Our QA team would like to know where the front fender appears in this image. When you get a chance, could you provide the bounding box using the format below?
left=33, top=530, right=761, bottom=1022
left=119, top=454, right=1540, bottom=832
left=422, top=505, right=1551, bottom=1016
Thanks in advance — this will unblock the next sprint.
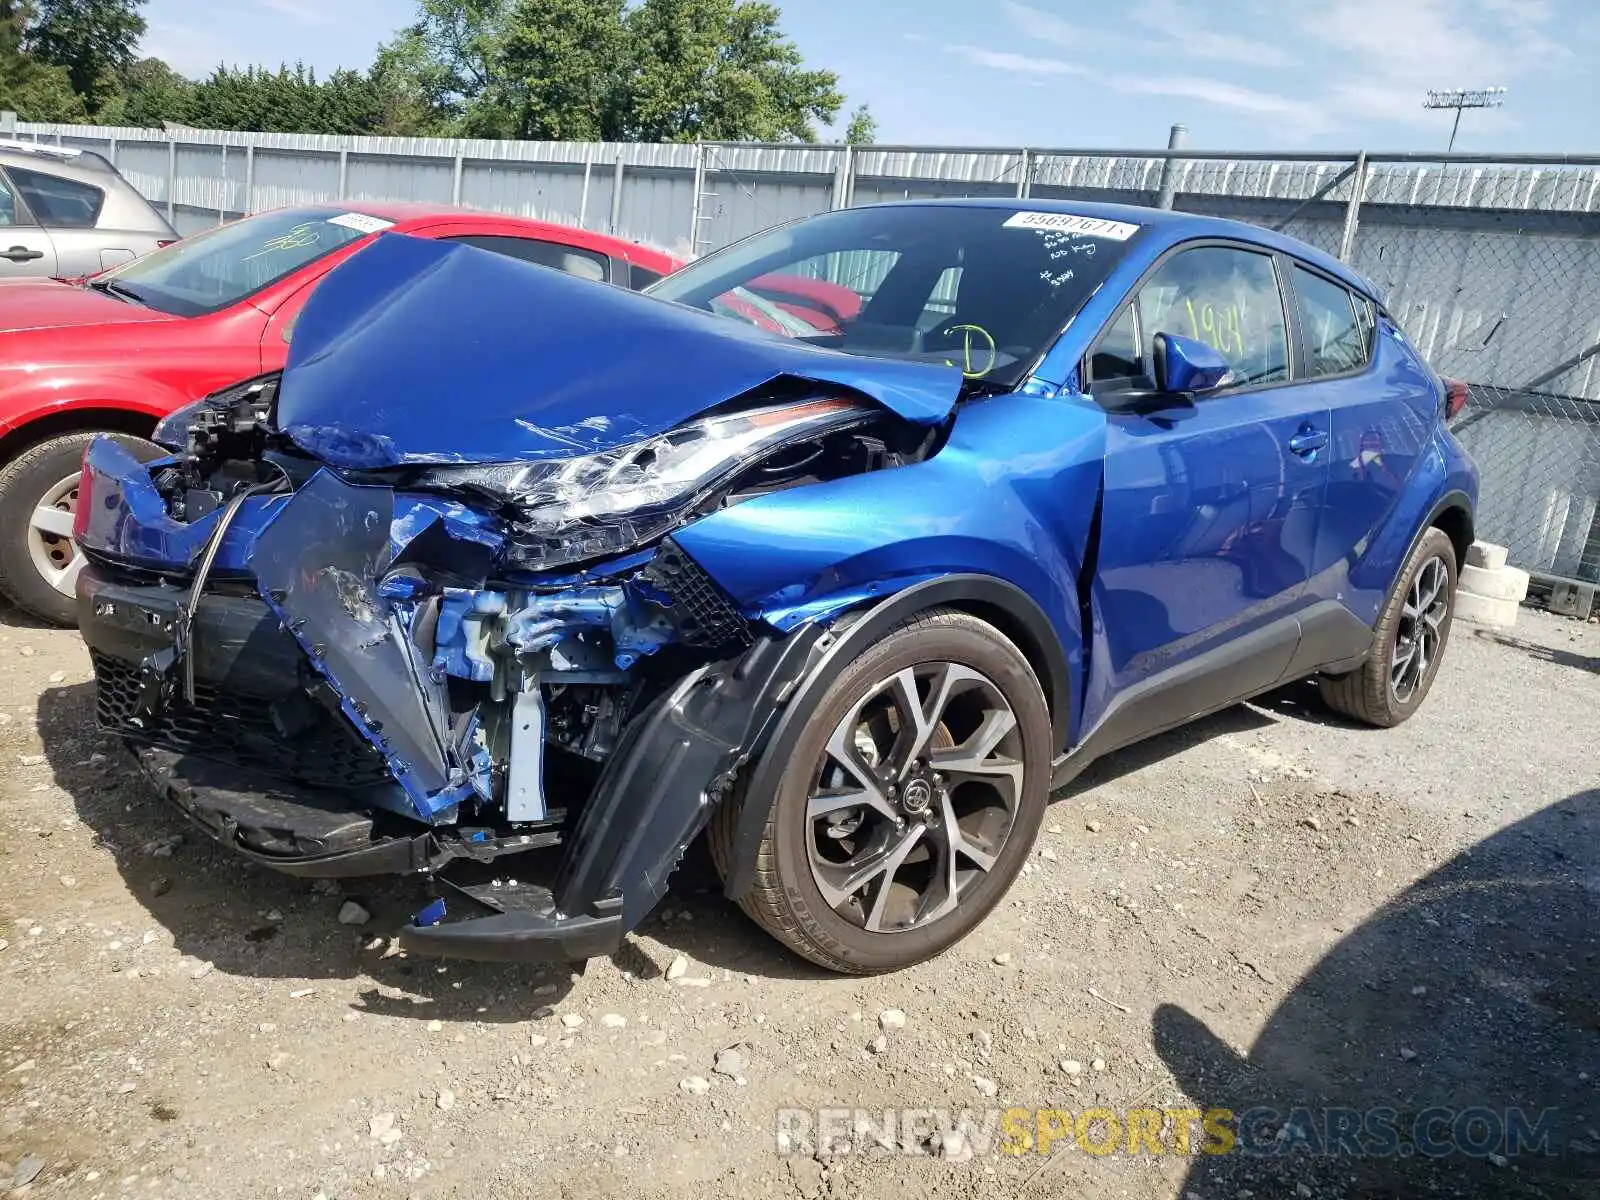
left=0, top=372, right=191, bottom=440
left=674, top=390, right=1107, bottom=744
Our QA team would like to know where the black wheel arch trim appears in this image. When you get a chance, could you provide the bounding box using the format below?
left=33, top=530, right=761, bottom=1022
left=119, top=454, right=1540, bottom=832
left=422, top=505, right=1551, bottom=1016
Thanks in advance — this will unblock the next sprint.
left=720, top=572, right=1070, bottom=903
left=1418, top=488, right=1475, bottom=568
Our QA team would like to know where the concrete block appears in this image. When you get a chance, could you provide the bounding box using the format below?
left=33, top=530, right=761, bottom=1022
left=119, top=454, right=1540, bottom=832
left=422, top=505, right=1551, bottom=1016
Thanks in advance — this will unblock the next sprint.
left=1549, top=582, right=1596, bottom=621
left=1458, top=564, right=1530, bottom=603
left=1454, top=590, right=1520, bottom=628
left=1466, top=542, right=1508, bottom=571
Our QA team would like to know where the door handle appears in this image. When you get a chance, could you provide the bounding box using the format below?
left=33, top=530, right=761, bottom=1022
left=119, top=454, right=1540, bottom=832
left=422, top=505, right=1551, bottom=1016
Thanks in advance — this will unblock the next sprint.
left=2, top=246, right=44, bottom=263
left=1288, top=427, right=1328, bottom=458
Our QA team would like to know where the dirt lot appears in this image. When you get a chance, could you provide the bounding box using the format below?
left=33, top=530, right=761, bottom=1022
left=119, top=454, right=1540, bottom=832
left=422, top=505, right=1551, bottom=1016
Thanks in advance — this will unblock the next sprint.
left=0, top=603, right=1596, bottom=1200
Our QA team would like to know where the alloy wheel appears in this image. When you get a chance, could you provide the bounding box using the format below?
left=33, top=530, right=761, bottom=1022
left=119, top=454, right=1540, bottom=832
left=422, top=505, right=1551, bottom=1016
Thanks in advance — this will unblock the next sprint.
left=1391, top=555, right=1448, bottom=704
left=805, top=662, right=1024, bottom=933
left=27, top=472, right=83, bottom=599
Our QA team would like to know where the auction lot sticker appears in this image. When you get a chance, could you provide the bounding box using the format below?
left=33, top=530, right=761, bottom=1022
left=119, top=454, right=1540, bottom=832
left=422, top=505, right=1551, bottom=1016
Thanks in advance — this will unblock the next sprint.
left=1003, top=212, right=1140, bottom=240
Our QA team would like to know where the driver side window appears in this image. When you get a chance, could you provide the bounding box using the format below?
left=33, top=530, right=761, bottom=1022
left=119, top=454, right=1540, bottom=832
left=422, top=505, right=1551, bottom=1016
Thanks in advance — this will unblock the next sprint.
left=1091, top=244, right=1290, bottom=395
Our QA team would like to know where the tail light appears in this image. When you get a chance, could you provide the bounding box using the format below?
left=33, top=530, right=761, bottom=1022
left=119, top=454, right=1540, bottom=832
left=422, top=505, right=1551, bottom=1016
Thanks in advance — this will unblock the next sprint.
left=1442, top=377, right=1469, bottom=421
left=156, top=239, right=177, bottom=248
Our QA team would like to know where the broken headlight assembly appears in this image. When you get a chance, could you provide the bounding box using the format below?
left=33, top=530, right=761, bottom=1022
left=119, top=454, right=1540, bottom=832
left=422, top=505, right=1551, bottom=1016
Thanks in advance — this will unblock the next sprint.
left=151, top=372, right=282, bottom=451
left=409, top=397, right=881, bottom=571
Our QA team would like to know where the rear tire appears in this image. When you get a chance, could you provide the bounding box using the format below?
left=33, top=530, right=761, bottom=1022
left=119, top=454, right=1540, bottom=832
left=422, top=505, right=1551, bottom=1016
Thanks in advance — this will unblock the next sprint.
left=710, top=608, right=1051, bottom=974
left=1319, top=527, right=1457, bottom=728
left=0, top=432, right=162, bottom=627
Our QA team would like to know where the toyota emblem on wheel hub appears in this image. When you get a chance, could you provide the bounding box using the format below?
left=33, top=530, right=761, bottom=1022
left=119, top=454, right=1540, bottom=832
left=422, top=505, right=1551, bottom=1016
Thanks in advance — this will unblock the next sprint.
left=900, top=778, right=933, bottom=815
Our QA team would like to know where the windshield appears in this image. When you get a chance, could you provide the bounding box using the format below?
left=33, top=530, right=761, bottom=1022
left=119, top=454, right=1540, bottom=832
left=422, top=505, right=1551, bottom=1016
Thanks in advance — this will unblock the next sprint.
left=648, top=205, right=1144, bottom=388
left=94, top=207, right=394, bottom=317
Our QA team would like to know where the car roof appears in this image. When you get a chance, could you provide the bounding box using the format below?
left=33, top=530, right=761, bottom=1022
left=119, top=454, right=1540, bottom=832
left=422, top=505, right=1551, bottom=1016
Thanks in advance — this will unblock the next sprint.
left=0, top=142, right=119, bottom=179
left=861, top=197, right=1380, bottom=301
left=318, top=201, right=680, bottom=268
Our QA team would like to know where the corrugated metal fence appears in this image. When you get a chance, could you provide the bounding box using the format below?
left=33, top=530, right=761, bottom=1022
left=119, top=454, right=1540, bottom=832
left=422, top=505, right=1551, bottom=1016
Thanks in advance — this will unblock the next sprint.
left=14, top=121, right=1600, bottom=587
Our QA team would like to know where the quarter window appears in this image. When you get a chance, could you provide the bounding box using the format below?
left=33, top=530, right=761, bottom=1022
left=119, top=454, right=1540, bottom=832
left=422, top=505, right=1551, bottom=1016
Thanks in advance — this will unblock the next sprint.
left=1134, top=246, right=1289, bottom=389
left=1293, top=265, right=1370, bottom=376
left=1091, top=304, right=1141, bottom=383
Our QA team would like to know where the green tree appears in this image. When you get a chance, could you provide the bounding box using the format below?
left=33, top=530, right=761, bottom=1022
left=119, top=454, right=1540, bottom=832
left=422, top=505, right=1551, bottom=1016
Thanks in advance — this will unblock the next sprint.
left=95, top=54, right=193, bottom=126
left=0, top=1, right=86, bottom=121
left=25, top=0, right=144, bottom=112
left=375, top=0, right=844, bottom=142
left=620, top=0, right=842, bottom=141
left=843, top=103, right=874, bottom=145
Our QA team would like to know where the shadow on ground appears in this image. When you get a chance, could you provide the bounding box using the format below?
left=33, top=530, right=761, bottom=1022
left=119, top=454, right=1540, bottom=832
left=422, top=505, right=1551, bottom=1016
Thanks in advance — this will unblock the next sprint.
left=1156, top=787, right=1600, bottom=1198
left=37, top=680, right=832, bottom=1018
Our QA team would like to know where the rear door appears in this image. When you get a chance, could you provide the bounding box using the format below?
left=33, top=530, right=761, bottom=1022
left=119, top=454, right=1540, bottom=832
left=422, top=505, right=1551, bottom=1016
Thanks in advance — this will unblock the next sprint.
left=1290, top=261, right=1436, bottom=622
left=1081, top=241, right=1330, bottom=741
left=0, top=173, right=57, bottom=278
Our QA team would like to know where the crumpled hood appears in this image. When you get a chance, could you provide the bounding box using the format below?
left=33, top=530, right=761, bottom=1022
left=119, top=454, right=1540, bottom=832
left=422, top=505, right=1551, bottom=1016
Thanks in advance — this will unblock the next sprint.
left=278, top=233, right=964, bottom=468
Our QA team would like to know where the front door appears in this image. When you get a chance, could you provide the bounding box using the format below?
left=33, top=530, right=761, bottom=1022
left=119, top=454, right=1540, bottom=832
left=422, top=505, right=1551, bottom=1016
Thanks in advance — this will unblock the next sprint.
left=1080, top=242, right=1330, bottom=740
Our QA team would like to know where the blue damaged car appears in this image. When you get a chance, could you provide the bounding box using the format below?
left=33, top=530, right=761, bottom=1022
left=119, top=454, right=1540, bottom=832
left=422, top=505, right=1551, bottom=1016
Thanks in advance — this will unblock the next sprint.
left=73, top=199, right=1477, bottom=973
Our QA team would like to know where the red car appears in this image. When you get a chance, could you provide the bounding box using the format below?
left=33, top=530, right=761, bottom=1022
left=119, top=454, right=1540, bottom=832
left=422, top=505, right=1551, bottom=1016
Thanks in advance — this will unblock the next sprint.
left=0, top=202, right=680, bottom=624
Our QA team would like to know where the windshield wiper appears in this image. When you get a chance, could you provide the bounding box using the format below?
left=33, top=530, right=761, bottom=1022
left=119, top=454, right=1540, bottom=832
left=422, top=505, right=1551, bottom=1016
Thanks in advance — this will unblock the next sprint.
left=87, top=277, right=148, bottom=307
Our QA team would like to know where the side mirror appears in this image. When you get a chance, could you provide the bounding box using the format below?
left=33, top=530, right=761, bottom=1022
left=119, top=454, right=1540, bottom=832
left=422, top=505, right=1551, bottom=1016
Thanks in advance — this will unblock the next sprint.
left=1153, top=332, right=1232, bottom=395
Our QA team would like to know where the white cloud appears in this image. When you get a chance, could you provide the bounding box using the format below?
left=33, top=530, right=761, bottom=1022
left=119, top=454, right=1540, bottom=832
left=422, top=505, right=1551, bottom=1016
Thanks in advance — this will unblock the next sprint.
left=139, top=22, right=237, bottom=76
left=1129, top=0, right=1295, bottom=67
left=255, top=0, right=331, bottom=26
left=1294, top=0, right=1556, bottom=114
left=1102, top=73, right=1336, bottom=137
left=946, top=44, right=1087, bottom=75
left=999, top=1, right=1084, bottom=49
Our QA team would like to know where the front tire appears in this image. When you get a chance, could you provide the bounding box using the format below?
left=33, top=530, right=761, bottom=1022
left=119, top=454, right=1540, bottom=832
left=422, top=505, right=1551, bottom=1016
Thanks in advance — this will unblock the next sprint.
left=712, top=608, right=1052, bottom=974
left=1319, top=526, right=1458, bottom=727
left=0, top=432, right=162, bottom=626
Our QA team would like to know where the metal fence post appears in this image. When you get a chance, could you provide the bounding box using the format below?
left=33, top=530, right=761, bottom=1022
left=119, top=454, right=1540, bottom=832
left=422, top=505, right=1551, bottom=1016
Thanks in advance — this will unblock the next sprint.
left=1338, top=151, right=1368, bottom=262
left=244, top=143, right=254, bottom=215
left=689, top=141, right=707, bottom=252
left=1016, top=148, right=1033, bottom=199
left=106, top=135, right=117, bottom=167
left=165, top=135, right=176, bottom=223
left=1156, top=124, right=1187, bottom=209
left=218, top=143, right=228, bottom=226
left=609, top=155, right=626, bottom=235
left=337, top=148, right=349, bottom=200
left=451, top=152, right=464, bottom=206
left=578, top=149, right=593, bottom=228
left=831, top=144, right=854, bottom=209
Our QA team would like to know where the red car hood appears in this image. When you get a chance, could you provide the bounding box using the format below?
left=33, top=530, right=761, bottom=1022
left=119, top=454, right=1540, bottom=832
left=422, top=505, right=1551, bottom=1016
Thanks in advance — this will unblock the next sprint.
left=0, top=279, right=178, bottom=334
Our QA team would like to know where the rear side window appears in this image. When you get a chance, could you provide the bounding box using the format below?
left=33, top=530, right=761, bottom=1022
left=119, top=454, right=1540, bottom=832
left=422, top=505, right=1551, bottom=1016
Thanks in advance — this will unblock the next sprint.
left=1293, top=265, right=1371, bottom=376
left=447, top=234, right=609, bottom=283
left=6, top=166, right=104, bottom=228
left=629, top=263, right=664, bottom=291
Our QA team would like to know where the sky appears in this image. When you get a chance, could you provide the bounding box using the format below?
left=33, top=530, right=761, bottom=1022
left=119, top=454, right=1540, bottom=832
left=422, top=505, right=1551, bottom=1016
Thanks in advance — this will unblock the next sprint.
left=141, top=0, right=1600, bottom=152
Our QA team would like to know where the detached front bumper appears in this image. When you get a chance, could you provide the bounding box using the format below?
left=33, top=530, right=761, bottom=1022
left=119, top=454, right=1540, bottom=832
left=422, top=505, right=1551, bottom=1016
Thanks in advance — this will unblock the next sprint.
left=74, top=438, right=822, bottom=963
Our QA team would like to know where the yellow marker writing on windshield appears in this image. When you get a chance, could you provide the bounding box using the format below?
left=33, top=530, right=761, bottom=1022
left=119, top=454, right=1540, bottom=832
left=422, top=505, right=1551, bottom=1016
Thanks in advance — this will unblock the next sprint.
left=942, top=324, right=998, bottom=378
left=245, top=222, right=323, bottom=261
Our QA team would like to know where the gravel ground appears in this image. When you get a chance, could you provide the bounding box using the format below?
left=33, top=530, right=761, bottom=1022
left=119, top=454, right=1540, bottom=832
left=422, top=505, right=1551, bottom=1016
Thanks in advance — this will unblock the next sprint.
left=0, top=604, right=1596, bottom=1200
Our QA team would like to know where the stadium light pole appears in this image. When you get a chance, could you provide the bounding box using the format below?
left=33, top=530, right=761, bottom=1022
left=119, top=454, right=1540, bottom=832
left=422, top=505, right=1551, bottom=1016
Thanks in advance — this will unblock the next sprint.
left=1423, top=87, right=1508, bottom=152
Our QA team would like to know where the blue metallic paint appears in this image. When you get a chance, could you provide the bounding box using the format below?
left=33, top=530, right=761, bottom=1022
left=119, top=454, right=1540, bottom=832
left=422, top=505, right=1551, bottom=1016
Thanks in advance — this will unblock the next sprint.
left=279, top=234, right=964, bottom=468
left=673, top=390, right=1106, bottom=742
